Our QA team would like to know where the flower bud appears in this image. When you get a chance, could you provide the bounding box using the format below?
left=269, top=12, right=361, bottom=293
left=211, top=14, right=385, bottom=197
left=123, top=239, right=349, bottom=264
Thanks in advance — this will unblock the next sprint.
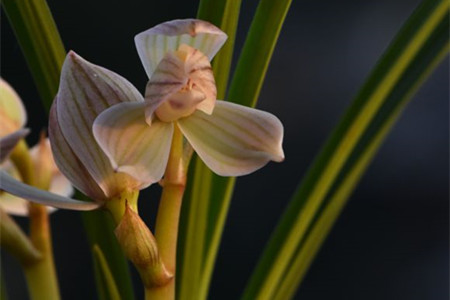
left=31, top=133, right=54, bottom=190
left=114, top=203, right=172, bottom=287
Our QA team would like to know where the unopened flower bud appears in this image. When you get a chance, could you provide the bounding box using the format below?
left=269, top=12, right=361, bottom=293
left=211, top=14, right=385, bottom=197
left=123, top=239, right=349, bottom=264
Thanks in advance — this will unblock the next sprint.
left=31, top=133, right=54, bottom=190
left=114, top=203, right=172, bottom=287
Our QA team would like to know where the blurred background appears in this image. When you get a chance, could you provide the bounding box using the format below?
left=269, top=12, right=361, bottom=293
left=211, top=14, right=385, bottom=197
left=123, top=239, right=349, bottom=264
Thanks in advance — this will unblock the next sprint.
left=1, top=0, right=448, bottom=299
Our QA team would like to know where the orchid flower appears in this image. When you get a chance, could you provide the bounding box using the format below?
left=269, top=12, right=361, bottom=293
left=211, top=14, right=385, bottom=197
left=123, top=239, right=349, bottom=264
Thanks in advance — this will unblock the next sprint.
left=47, top=51, right=153, bottom=203
left=93, top=19, right=284, bottom=184
left=1, top=50, right=167, bottom=212
left=0, top=137, right=74, bottom=216
left=0, top=76, right=99, bottom=211
left=0, top=50, right=168, bottom=212
left=0, top=78, right=30, bottom=161
left=0, top=79, right=75, bottom=215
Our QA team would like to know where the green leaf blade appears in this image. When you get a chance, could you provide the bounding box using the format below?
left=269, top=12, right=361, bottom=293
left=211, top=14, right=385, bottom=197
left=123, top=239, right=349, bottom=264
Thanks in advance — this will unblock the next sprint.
left=242, top=1, right=449, bottom=299
left=228, top=0, right=293, bottom=107
left=177, top=1, right=292, bottom=299
left=2, top=0, right=65, bottom=112
left=92, top=244, right=122, bottom=300
left=82, top=209, right=135, bottom=300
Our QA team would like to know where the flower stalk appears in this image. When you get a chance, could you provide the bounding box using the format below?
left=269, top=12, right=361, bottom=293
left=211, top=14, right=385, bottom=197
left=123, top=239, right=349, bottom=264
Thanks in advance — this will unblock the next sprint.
left=9, top=139, right=34, bottom=185
left=0, top=209, right=41, bottom=265
left=146, top=125, right=187, bottom=300
left=104, top=189, right=139, bottom=225
left=11, top=141, right=60, bottom=300
left=23, top=203, right=60, bottom=300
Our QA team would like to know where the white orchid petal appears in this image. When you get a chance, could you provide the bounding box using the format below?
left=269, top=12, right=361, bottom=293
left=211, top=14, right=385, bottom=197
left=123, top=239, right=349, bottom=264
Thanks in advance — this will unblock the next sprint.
left=0, top=78, right=27, bottom=135
left=29, top=137, right=52, bottom=169
left=0, top=192, right=57, bottom=217
left=0, top=160, right=33, bottom=216
left=0, top=129, right=30, bottom=163
left=1, top=142, right=73, bottom=216
left=49, top=174, right=74, bottom=198
left=0, top=192, right=30, bottom=216
left=29, top=137, right=74, bottom=197
left=93, top=102, right=174, bottom=187
left=49, top=99, right=106, bottom=201
left=0, top=171, right=100, bottom=211
left=135, top=19, right=227, bottom=78
left=56, top=51, right=144, bottom=197
left=178, top=101, right=284, bottom=176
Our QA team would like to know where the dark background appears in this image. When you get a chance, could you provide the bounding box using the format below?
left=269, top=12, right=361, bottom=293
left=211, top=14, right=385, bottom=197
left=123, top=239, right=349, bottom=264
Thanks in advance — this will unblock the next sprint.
left=1, top=0, right=448, bottom=299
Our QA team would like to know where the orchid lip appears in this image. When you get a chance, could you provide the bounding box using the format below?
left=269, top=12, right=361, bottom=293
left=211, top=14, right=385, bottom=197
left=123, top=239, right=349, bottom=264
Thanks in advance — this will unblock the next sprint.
left=91, top=19, right=284, bottom=182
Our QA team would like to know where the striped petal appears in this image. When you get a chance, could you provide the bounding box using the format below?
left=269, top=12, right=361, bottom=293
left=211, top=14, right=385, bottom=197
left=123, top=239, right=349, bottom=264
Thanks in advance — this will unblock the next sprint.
left=49, top=97, right=107, bottom=201
left=145, top=44, right=216, bottom=123
left=178, top=101, right=284, bottom=176
left=93, top=102, right=174, bottom=187
left=181, top=44, right=216, bottom=115
left=0, top=164, right=57, bottom=216
left=0, top=160, right=31, bottom=216
left=0, top=177, right=72, bottom=217
left=0, top=78, right=27, bottom=136
left=29, top=137, right=74, bottom=198
left=0, top=129, right=30, bottom=163
left=144, top=51, right=187, bottom=123
left=56, top=51, right=144, bottom=198
left=135, top=19, right=227, bottom=78
left=0, top=171, right=100, bottom=211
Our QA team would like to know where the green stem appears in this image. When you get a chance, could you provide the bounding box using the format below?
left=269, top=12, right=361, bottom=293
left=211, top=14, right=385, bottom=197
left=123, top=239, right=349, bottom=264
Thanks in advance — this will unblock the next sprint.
left=9, top=140, right=34, bottom=185
left=0, top=209, right=41, bottom=266
left=10, top=140, right=60, bottom=300
left=147, top=125, right=186, bottom=300
left=23, top=203, right=60, bottom=300
left=104, top=189, right=139, bottom=225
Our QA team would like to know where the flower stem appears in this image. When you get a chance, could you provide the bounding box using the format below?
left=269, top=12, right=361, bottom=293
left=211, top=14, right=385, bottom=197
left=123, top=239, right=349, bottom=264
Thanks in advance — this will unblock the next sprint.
left=147, top=125, right=186, bottom=300
left=105, top=189, right=139, bottom=225
left=10, top=140, right=34, bottom=185
left=10, top=139, right=60, bottom=300
left=23, top=203, right=60, bottom=300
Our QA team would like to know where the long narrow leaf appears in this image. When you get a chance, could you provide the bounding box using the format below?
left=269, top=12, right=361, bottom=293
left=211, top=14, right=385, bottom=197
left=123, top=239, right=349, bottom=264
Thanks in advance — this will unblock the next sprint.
left=2, top=1, right=135, bottom=299
left=242, top=1, right=449, bottom=299
left=92, top=244, right=122, bottom=300
left=2, top=0, right=65, bottom=111
left=82, top=209, right=134, bottom=300
left=274, top=35, right=449, bottom=300
left=178, top=1, right=292, bottom=299
left=177, top=1, right=241, bottom=299
left=203, top=1, right=293, bottom=284
left=228, top=0, right=293, bottom=107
